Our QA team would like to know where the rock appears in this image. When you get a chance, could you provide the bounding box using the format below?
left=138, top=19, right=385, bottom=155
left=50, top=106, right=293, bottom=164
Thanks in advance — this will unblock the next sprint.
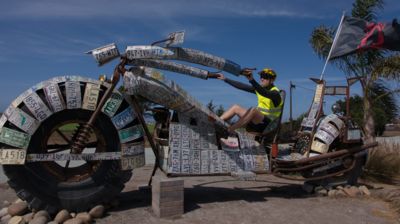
left=13, top=199, right=23, bottom=204
left=28, top=216, right=48, bottom=224
left=316, top=188, right=328, bottom=197
left=336, top=186, right=344, bottom=190
left=33, top=211, right=49, bottom=221
left=7, top=216, right=24, bottom=224
left=328, top=189, right=337, bottom=198
left=75, top=212, right=92, bottom=224
left=3, top=201, right=11, bottom=208
left=335, top=189, right=347, bottom=198
left=89, top=205, right=105, bottom=219
left=343, top=186, right=361, bottom=197
left=22, top=213, right=34, bottom=223
left=8, top=202, right=28, bottom=216
left=70, top=213, right=76, bottom=218
left=359, top=185, right=371, bottom=196
left=0, top=208, right=8, bottom=218
left=54, top=210, right=71, bottom=223
left=47, top=222, right=58, bottom=224
left=64, top=218, right=84, bottom=224
left=1, top=214, right=11, bottom=224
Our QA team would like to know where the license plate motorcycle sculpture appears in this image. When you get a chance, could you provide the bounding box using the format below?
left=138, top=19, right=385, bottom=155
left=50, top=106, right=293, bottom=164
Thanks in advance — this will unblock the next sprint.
left=0, top=31, right=377, bottom=212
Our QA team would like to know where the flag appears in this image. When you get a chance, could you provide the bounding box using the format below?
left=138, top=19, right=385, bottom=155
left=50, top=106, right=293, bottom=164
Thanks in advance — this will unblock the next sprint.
left=329, top=16, right=400, bottom=59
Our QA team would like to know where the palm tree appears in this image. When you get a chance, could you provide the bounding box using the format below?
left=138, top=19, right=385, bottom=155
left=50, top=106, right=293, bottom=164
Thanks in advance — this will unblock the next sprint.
left=310, top=0, right=400, bottom=142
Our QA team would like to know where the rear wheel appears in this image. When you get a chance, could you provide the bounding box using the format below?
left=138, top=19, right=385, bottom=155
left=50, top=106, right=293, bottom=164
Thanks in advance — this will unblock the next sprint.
left=1, top=76, right=142, bottom=212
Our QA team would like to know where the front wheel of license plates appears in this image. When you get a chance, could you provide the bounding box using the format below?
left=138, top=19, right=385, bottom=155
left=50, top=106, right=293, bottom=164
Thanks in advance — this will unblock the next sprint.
left=0, top=76, right=143, bottom=213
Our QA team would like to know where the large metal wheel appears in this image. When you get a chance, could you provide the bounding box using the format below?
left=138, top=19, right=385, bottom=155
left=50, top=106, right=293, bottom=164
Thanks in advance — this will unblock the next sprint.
left=0, top=76, right=142, bottom=213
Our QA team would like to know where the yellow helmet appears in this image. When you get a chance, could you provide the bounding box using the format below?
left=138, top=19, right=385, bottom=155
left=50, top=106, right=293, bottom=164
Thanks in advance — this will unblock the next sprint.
left=259, top=68, right=277, bottom=79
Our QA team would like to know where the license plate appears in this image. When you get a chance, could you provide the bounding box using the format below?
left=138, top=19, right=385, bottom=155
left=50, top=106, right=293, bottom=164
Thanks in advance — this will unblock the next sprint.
left=315, top=129, right=335, bottom=145
left=7, top=107, right=40, bottom=135
left=111, top=107, right=136, bottom=130
left=82, top=83, right=100, bottom=111
left=0, top=149, right=26, bottom=165
left=102, top=92, right=123, bottom=117
left=87, top=43, right=120, bottom=66
left=23, top=92, right=53, bottom=122
left=118, top=125, right=143, bottom=143
left=65, top=81, right=82, bottom=109
left=0, top=127, right=31, bottom=149
left=125, top=45, right=174, bottom=59
left=121, top=155, right=145, bottom=170
left=44, top=83, right=66, bottom=112
left=0, top=115, right=7, bottom=133
left=121, top=142, right=144, bottom=157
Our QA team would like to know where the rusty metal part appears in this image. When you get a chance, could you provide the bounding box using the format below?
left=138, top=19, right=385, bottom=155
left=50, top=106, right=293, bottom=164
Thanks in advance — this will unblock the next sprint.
left=271, top=142, right=377, bottom=182
left=274, top=142, right=377, bottom=166
left=272, top=160, right=355, bottom=181
left=70, top=57, right=126, bottom=154
left=127, top=95, right=160, bottom=186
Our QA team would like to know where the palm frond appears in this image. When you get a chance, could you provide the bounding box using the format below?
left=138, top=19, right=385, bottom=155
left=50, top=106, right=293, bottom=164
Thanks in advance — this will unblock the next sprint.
left=372, top=54, right=400, bottom=80
left=309, top=25, right=334, bottom=59
left=351, top=0, right=384, bottom=21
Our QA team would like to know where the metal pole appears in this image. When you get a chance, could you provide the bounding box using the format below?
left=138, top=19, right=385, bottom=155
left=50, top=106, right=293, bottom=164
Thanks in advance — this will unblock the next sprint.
left=289, top=81, right=293, bottom=131
left=320, top=12, right=346, bottom=80
left=129, top=96, right=160, bottom=186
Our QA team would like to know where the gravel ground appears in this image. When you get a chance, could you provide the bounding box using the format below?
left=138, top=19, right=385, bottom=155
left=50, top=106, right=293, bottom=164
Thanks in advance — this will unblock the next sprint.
left=1, top=150, right=399, bottom=224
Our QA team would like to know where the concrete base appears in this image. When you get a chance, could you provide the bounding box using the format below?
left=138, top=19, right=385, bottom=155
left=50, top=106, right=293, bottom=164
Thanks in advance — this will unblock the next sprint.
left=152, top=174, right=184, bottom=218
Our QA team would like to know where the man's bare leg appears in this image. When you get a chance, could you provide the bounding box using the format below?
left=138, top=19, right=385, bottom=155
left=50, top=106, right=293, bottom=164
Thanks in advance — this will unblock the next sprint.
left=228, top=108, right=264, bottom=132
left=220, top=104, right=248, bottom=121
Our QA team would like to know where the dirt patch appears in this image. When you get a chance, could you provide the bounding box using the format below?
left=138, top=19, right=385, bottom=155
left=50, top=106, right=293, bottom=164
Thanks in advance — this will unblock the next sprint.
left=1, top=165, right=399, bottom=224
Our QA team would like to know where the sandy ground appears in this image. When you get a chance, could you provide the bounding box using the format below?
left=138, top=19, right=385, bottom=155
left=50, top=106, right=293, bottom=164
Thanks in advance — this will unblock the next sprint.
left=1, top=150, right=399, bottom=224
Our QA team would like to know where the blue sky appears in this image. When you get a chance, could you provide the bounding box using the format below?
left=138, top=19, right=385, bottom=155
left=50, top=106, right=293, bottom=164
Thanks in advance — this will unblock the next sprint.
left=0, top=0, right=399, bottom=120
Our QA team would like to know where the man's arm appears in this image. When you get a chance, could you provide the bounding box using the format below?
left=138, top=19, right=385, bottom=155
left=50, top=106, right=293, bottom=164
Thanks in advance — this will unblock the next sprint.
left=224, top=78, right=255, bottom=94
left=249, top=79, right=281, bottom=106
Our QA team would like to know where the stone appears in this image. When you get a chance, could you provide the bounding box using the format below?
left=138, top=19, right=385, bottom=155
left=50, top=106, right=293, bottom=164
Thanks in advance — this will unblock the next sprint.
left=359, top=185, right=371, bottom=196
left=7, top=216, right=24, bottom=224
left=33, top=210, right=49, bottom=221
left=316, top=189, right=328, bottom=197
left=89, top=205, right=105, bottom=219
left=328, top=189, right=337, bottom=198
left=8, top=202, right=28, bottom=216
left=335, top=189, right=347, bottom=198
left=70, top=213, right=76, bottom=218
left=3, top=201, right=11, bottom=208
left=13, top=199, right=23, bottom=204
left=54, top=210, right=71, bottom=223
left=336, top=186, right=344, bottom=190
left=22, top=213, right=34, bottom=223
left=28, top=216, right=47, bottom=224
left=1, top=214, right=11, bottom=224
left=343, top=186, right=361, bottom=197
left=75, top=212, right=92, bottom=224
left=64, top=218, right=84, bottom=224
left=47, top=222, right=58, bottom=224
left=0, top=208, right=8, bottom=218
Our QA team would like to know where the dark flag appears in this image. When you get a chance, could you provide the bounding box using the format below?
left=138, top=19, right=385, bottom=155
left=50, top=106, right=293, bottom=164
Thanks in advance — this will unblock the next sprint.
left=329, top=16, right=400, bottom=59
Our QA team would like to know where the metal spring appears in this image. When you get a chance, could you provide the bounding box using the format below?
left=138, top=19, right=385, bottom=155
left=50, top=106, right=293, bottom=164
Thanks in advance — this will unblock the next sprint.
left=70, top=123, right=93, bottom=154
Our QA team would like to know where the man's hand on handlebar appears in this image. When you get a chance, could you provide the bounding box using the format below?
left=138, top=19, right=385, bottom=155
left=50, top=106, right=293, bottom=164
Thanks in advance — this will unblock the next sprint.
left=241, top=69, right=254, bottom=81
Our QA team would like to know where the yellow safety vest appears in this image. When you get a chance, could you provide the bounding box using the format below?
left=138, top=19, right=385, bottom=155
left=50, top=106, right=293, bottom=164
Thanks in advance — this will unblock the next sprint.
left=255, top=86, right=283, bottom=120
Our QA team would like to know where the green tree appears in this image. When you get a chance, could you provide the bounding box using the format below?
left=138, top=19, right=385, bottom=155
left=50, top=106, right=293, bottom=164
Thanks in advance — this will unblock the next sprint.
left=310, top=0, right=400, bottom=142
left=206, top=100, right=225, bottom=116
left=336, top=81, right=398, bottom=136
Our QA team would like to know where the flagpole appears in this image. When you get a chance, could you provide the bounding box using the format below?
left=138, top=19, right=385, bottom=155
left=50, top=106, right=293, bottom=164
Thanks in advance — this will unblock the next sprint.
left=320, top=12, right=346, bottom=80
